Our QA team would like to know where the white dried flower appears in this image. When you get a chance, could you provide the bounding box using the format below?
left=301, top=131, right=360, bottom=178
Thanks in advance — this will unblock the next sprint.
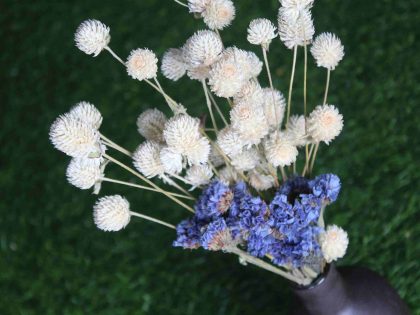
left=74, top=19, right=110, bottom=57
left=66, top=158, right=103, bottom=190
left=308, top=105, right=343, bottom=144
left=278, top=8, right=315, bottom=49
left=311, top=33, right=345, bottom=70
left=93, top=195, right=131, bottom=232
left=183, top=30, right=223, bottom=67
left=218, top=166, right=239, bottom=185
left=233, top=81, right=264, bottom=106
left=216, top=127, right=244, bottom=157
left=187, top=0, right=210, bottom=13
left=160, top=146, right=183, bottom=175
left=202, top=0, right=236, bottom=30
left=68, top=101, right=103, bottom=129
left=49, top=113, right=101, bottom=158
left=249, top=171, right=275, bottom=191
left=126, top=48, right=158, bottom=81
left=161, top=48, right=187, bottom=81
left=321, top=225, right=349, bottom=263
left=186, top=65, right=211, bottom=81
left=247, top=18, right=277, bottom=49
left=136, top=109, right=167, bottom=143
left=230, top=101, right=269, bottom=147
left=222, top=47, right=263, bottom=79
left=230, top=148, right=259, bottom=171
left=185, top=164, right=213, bottom=189
left=163, top=115, right=210, bottom=165
left=208, top=57, right=246, bottom=98
left=133, top=141, right=165, bottom=178
left=286, top=115, right=308, bottom=146
left=280, top=0, right=314, bottom=21
left=264, top=131, right=298, bottom=167
left=262, top=88, right=286, bottom=129
left=209, top=144, right=225, bottom=167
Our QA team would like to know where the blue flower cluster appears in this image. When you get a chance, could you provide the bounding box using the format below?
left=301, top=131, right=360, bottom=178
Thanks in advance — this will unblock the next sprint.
left=173, top=174, right=341, bottom=267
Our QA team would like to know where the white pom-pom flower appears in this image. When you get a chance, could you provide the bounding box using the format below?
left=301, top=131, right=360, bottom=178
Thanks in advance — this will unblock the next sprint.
left=216, top=127, right=244, bottom=157
left=247, top=18, right=277, bottom=49
left=161, top=48, right=187, bottom=81
left=66, top=158, right=103, bottom=190
left=68, top=101, right=103, bottom=129
left=286, top=115, right=308, bottom=146
left=264, top=131, right=298, bottom=167
left=160, top=146, right=184, bottom=175
left=230, top=148, right=259, bottom=171
left=262, top=88, right=286, bottom=129
left=222, top=47, right=263, bottom=79
left=136, top=109, right=167, bottom=143
left=208, top=57, right=246, bottom=98
left=133, top=141, right=165, bottom=178
left=280, top=0, right=314, bottom=21
left=185, top=164, right=213, bottom=189
left=187, top=0, right=210, bottom=13
left=230, top=101, right=269, bottom=147
left=278, top=8, right=315, bottom=49
left=74, top=19, right=110, bottom=57
left=311, top=33, right=345, bottom=70
left=93, top=195, right=131, bottom=232
left=49, top=113, right=101, bottom=158
left=186, top=65, right=211, bottom=81
left=308, top=105, right=343, bottom=144
left=321, top=225, right=349, bottom=263
left=202, top=0, right=236, bottom=30
left=183, top=30, right=223, bottom=68
left=233, top=81, right=264, bottom=107
left=249, top=171, right=276, bottom=191
left=218, top=166, right=239, bottom=185
left=126, top=48, right=158, bottom=81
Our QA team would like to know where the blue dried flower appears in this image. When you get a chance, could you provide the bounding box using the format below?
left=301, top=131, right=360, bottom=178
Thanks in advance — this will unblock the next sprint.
left=173, top=217, right=203, bottom=250
left=201, top=218, right=233, bottom=251
left=310, top=173, right=341, bottom=203
left=195, top=181, right=233, bottom=221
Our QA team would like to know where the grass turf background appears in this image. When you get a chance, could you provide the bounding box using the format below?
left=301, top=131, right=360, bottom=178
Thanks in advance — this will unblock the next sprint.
left=1, top=0, right=419, bottom=314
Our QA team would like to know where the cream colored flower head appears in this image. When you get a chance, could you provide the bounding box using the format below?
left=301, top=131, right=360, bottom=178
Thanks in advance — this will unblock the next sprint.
left=202, top=0, right=236, bottom=30
left=222, top=47, right=263, bottom=79
left=185, top=164, right=213, bottom=189
left=278, top=8, right=315, bottom=49
left=230, top=148, right=259, bottom=171
left=160, top=146, right=184, bottom=175
left=208, top=57, right=246, bottom=98
left=68, top=101, right=103, bottom=130
left=49, top=113, right=102, bottom=158
left=183, top=30, right=223, bottom=68
left=66, top=157, right=103, bottom=190
left=249, top=171, right=276, bottom=191
left=280, top=0, right=314, bottom=21
left=187, top=0, right=210, bottom=13
left=137, top=108, right=167, bottom=143
left=133, top=141, right=165, bottom=178
left=308, top=105, right=343, bottom=144
left=126, top=48, right=158, bottom=81
left=262, top=88, right=286, bottom=129
left=161, top=48, right=187, bottom=81
left=311, top=33, right=345, bottom=70
left=75, top=19, right=110, bottom=57
left=93, top=195, right=131, bottom=232
left=247, top=18, right=277, bottom=50
left=186, top=65, right=211, bottom=81
left=286, top=115, right=308, bottom=147
left=264, top=131, right=298, bottom=167
left=233, top=81, right=264, bottom=107
left=321, top=225, right=349, bottom=263
left=216, top=127, right=244, bottom=157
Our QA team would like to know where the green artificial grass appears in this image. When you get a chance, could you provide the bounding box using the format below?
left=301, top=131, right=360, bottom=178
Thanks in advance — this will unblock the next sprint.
left=1, top=0, right=419, bottom=314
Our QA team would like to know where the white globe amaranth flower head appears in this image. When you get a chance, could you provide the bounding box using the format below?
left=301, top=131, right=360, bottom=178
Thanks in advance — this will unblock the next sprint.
left=185, top=164, right=213, bottom=189
left=321, top=225, right=349, bottom=263
left=187, top=0, right=210, bottom=13
left=133, top=141, right=165, bottom=178
left=75, top=19, right=110, bottom=57
left=262, top=88, right=286, bottom=129
left=49, top=113, right=102, bottom=158
left=136, top=108, right=167, bottom=143
left=222, top=47, right=263, bottom=79
left=183, top=30, right=223, bottom=68
left=160, top=146, right=184, bottom=175
left=280, top=0, right=314, bottom=21
left=311, top=32, right=345, bottom=70
left=264, top=131, right=298, bottom=167
left=308, top=104, right=343, bottom=144
left=233, top=80, right=264, bottom=107
left=230, top=148, right=259, bottom=171
left=216, top=127, right=244, bottom=157
left=68, top=101, right=103, bottom=130
left=249, top=171, right=276, bottom=191
left=93, top=195, right=131, bottom=232
left=247, top=18, right=277, bottom=50
left=161, top=48, right=187, bottom=81
left=66, top=157, right=103, bottom=190
left=126, top=48, right=158, bottom=81
left=286, top=114, right=308, bottom=147
left=278, top=8, right=315, bottom=49
left=230, top=101, right=269, bottom=147
left=202, top=0, right=236, bottom=31
left=186, top=65, right=211, bottom=81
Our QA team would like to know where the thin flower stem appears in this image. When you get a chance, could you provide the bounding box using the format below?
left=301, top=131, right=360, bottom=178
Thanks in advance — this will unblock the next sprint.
left=202, top=80, right=219, bottom=133
left=105, top=46, right=125, bottom=65
left=207, top=87, right=229, bottom=127
left=262, top=47, right=279, bottom=130
left=279, top=166, right=287, bottom=182
left=104, top=153, right=195, bottom=213
left=286, top=46, right=298, bottom=126
left=172, top=0, right=188, bottom=8
left=231, top=248, right=310, bottom=286
left=318, top=204, right=326, bottom=228
left=166, top=173, right=192, bottom=187
left=101, top=177, right=194, bottom=200
left=162, top=175, right=194, bottom=197
left=303, top=43, right=310, bottom=176
left=100, top=133, right=132, bottom=157
left=130, top=211, right=176, bottom=230
left=309, top=142, right=320, bottom=174
left=227, top=98, right=234, bottom=108
left=301, top=143, right=315, bottom=176
left=323, top=69, right=331, bottom=105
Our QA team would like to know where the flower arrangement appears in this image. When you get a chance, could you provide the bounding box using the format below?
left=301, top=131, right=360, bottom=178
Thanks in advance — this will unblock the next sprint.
left=50, top=0, right=349, bottom=286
